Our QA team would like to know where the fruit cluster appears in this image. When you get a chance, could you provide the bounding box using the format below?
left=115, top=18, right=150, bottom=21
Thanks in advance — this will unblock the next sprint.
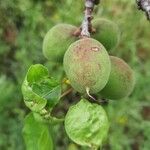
left=43, top=18, right=135, bottom=100
left=42, top=18, right=135, bottom=148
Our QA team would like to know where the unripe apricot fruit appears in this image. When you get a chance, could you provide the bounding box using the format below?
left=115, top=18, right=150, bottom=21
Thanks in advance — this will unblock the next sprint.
left=100, top=56, right=135, bottom=99
left=43, top=23, right=77, bottom=62
left=92, top=18, right=120, bottom=51
left=63, top=38, right=111, bottom=94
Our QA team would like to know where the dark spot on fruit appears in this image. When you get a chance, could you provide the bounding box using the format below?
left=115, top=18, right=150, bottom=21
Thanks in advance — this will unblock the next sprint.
left=126, top=70, right=132, bottom=81
left=98, top=64, right=101, bottom=70
left=114, top=58, right=126, bottom=70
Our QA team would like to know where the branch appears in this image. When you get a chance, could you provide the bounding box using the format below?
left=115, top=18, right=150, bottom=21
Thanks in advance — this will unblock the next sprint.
left=136, top=0, right=150, bottom=20
left=80, top=0, right=96, bottom=37
left=73, top=0, right=100, bottom=37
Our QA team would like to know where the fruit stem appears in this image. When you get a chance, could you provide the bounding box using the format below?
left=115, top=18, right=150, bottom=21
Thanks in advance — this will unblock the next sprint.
left=86, top=87, right=96, bottom=101
left=85, top=87, right=109, bottom=105
left=80, top=0, right=97, bottom=37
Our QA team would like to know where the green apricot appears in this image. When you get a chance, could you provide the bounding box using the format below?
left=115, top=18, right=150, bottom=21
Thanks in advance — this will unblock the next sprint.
left=100, top=56, right=135, bottom=100
left=65, top=99, right=109, bottom=148
left=92, top=18, right=120, bottom=51
left=63, top=38, right=111, bottom=94
left=43, top=23, right=77, bottom=62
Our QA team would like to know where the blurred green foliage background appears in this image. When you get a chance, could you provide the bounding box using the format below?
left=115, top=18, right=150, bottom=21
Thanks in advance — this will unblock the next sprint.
left=0, top=0, right=150, bottom=149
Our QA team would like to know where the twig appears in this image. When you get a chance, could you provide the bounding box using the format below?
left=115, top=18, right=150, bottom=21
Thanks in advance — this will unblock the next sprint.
left=88, top=97, right=109, bottom=105
left=60, top=88, right=73, bottom=99
left=136, top=0, right=150, bottom=20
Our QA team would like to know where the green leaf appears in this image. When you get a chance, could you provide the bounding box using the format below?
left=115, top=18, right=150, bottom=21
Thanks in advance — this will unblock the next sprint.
left=65, top=99, right=109, bottom=149
left=27, top=64, right=49, bottom=83
left=22, top=113, right=53, bottom=150
left=22, top=64, right=61, bottom=112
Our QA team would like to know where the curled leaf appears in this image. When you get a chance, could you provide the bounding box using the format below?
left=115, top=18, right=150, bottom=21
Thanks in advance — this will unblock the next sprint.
left=65, top=99, right=109, bottom=148
left=22, top=64, right=61, bottom=112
